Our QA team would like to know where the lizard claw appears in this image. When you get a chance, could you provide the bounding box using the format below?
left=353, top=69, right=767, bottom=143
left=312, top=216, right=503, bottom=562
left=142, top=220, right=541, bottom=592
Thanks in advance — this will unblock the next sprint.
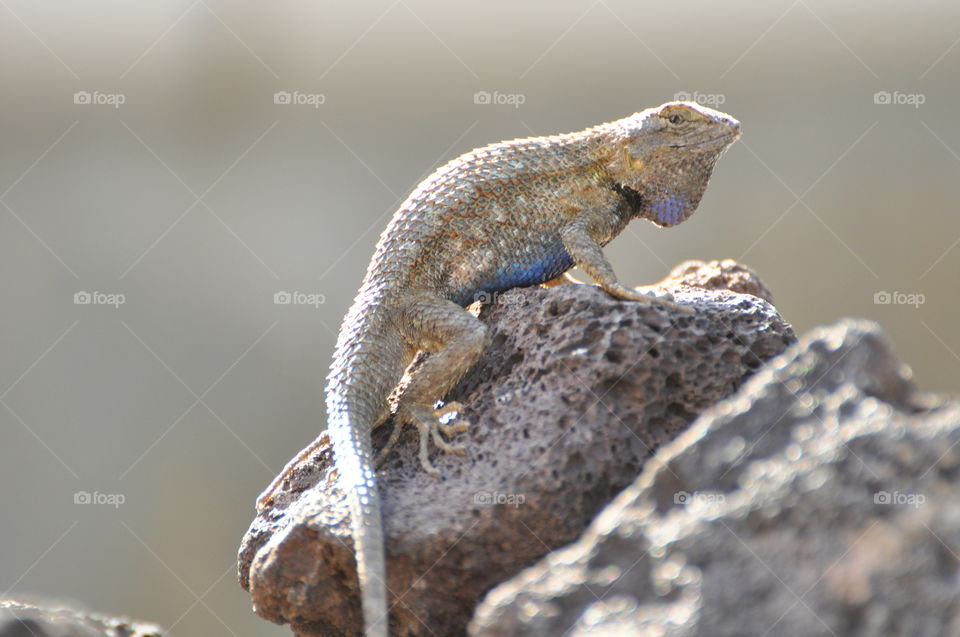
left=641, top=288, right=676, bottom=302
left=398, top=401, right=470, bottom=477
left=637, top=288, right=696, bottom=313
left=603, top=282, right=694, bottom=314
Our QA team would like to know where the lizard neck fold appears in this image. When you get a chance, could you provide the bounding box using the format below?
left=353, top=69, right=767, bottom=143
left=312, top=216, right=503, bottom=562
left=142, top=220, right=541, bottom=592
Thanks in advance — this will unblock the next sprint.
left=611, top=182, right=644, bottom=218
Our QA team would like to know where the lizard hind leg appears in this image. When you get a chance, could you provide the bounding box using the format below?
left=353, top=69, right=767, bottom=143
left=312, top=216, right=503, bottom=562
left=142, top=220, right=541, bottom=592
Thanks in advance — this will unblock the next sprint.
left=392, top=294, right=489, bottom=476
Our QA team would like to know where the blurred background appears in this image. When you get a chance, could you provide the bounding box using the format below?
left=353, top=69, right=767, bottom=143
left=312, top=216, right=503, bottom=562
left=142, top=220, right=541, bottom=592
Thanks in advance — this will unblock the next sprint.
left=0, top=1, right=957, bottom=634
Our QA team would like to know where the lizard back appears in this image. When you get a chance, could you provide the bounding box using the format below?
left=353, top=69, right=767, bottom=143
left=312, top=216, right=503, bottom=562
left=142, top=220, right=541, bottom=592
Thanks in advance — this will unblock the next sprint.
left=363, top=125, right=629, bottom=306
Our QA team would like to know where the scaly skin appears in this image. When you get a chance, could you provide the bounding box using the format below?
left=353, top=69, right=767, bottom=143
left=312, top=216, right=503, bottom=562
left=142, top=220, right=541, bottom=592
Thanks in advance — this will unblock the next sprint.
left=259, top=101, right=740, bottom=636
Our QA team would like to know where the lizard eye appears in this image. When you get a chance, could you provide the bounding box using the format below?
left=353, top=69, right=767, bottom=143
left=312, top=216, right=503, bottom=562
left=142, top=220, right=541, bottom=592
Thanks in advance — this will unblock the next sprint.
left=660, top=107, right=689, bottom=126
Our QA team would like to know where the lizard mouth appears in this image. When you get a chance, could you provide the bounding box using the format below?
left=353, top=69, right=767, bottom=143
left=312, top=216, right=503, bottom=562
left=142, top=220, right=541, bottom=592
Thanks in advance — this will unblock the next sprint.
left=671, top=128, right=741, bottom=150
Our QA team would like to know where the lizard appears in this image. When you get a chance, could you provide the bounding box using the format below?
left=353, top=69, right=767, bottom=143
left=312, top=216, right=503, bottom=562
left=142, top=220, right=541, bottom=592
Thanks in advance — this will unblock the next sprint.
left=257, top=100, right=740, bottom=636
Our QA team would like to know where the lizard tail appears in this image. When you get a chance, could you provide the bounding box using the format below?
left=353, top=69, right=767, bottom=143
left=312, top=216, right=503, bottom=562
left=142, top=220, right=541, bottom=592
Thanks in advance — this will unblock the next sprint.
left=329, top=411, right=388, bottom=637
left=327, top=301, right=406, bottom=637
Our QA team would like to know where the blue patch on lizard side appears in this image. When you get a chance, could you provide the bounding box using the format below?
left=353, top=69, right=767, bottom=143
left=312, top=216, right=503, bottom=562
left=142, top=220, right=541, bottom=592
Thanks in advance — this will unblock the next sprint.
left=651, top=193, right=691, bottom=227
left=452, top=250, right=575, bottom=306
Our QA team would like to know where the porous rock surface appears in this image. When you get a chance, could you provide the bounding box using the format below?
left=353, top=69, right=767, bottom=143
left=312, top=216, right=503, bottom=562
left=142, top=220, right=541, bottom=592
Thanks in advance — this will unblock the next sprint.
left=0, top=599, right=165, bottom=637
left=470, top=319, right=959, bottom=637
left=238, top=260, right=794, bottom=636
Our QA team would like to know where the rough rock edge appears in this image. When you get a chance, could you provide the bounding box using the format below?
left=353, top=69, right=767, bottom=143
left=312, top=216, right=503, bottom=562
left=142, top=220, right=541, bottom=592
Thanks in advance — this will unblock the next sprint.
left=469, top=319, right=956, bottom=637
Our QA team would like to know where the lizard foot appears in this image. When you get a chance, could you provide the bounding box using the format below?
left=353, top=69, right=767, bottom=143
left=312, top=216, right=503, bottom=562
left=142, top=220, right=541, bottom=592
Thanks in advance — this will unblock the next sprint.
left=602, top=282, right=695, bottom=314
left=397, top=401, right=470, bottom=477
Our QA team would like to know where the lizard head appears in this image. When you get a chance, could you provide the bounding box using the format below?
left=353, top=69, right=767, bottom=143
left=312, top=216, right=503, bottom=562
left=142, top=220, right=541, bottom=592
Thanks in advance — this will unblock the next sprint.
left=605, top=101, right=741, bottom=227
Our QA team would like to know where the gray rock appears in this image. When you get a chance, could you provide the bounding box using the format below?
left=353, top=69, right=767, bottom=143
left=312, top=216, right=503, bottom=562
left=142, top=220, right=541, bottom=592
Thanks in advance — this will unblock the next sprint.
left=239, top=260, right=794, bottom=636
left=0, top=599, right=165, bottom=637
left=470, top=319, right=959, bottom=637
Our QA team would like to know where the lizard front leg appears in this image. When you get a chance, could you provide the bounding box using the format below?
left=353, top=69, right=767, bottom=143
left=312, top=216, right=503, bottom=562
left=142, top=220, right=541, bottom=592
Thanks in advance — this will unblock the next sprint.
left=385, top=293, right=490, bottom=475
left=560, top=210, right=693, bottom=313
